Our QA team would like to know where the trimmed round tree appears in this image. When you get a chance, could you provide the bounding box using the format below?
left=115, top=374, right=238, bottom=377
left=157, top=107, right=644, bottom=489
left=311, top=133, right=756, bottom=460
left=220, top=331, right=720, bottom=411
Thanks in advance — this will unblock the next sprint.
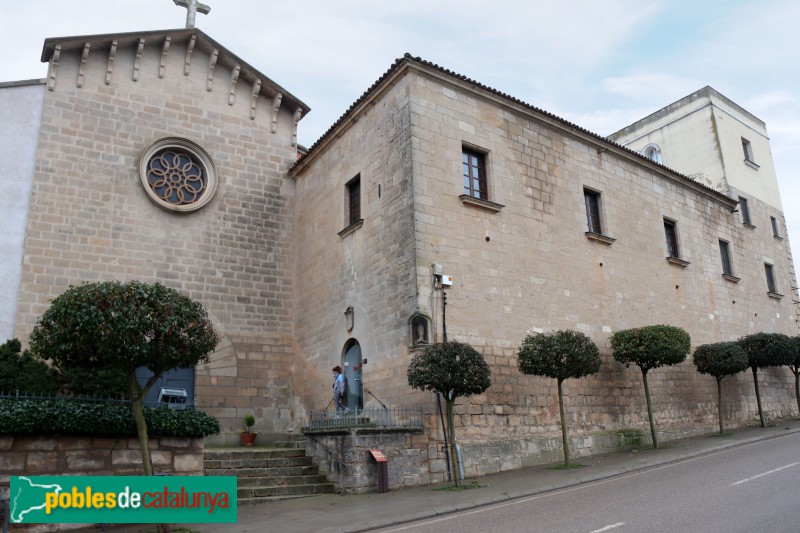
left=29, top=281, right=219, bottom=476
left=517, top=330, right=601, bottom=466
left=611, top=325, right=690, bottom=448
left=791, top=336, right=800, bottom=417
left=692, top=342, right=748, bottom=434
left=407, top=341, right=491, bottom=486
left=738, top=332, right=795, bottom=427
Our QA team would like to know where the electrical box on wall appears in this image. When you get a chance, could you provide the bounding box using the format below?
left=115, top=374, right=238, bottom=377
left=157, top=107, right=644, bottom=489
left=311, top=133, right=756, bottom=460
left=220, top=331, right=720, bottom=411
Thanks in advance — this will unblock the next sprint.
left=441, top=274, right=453, bottom=286
left=432, top=264, right=443, bottom=276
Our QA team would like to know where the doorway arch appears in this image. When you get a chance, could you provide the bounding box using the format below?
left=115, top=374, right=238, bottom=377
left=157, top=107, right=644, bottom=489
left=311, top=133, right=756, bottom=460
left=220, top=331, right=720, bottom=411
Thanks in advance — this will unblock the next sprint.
left=342, top=339, right=364, bottom=411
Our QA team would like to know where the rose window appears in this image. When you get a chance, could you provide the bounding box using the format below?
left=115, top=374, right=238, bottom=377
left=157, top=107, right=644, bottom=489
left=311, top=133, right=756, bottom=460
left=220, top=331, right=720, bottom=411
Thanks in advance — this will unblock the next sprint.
left=139, top=138, right=217, bottom=212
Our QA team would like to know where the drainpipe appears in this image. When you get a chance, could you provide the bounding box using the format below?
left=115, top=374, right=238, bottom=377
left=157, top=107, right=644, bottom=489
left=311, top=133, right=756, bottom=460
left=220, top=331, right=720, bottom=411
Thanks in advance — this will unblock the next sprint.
left=439, top=286, right=452, bottom=481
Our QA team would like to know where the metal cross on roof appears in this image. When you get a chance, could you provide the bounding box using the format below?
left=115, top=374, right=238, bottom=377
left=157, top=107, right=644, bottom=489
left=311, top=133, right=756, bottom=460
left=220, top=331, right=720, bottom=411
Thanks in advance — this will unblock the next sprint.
left=173, top=0, right=211, bottom=29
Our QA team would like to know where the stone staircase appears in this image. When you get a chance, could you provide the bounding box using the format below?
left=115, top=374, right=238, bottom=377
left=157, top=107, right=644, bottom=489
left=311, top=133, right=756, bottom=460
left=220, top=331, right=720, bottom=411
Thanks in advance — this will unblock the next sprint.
left=203, top=435, right=335, bottom=504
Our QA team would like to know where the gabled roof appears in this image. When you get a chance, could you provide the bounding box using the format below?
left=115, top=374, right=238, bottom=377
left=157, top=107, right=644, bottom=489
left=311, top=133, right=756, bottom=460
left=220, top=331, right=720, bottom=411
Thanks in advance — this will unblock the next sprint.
left=41, top=28, right=309, bottom=118
left=290, top=53, right=735, bottom=207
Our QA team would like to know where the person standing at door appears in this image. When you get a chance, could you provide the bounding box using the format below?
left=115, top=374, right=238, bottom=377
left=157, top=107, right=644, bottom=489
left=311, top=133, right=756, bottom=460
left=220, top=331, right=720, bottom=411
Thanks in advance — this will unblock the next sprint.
left=332, top=365, right=346, bottom=415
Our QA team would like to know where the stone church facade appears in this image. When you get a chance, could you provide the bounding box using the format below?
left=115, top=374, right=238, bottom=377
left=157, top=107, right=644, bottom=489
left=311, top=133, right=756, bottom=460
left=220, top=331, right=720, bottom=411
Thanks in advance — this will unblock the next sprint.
left=2, top=28, right=799, bottom=478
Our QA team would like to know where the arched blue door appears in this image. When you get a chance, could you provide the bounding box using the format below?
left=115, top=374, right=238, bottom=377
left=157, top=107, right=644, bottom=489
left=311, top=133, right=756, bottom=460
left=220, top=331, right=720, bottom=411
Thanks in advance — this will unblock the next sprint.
left=343, top=341, right=363, bottom=411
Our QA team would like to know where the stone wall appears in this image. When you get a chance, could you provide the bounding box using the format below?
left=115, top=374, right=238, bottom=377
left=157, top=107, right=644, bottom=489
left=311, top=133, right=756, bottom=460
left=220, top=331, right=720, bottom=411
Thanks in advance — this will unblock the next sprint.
left=11, top=33, right=300, bottom=436
left=0, top=434, right=203, bottom=531
left=400, top=64, right=798, bottom=474
left=290, top=73, right=418, bottom=419
left=304, top=428, right=442, bottom=494
left=292, top=59, right=798, bottom=481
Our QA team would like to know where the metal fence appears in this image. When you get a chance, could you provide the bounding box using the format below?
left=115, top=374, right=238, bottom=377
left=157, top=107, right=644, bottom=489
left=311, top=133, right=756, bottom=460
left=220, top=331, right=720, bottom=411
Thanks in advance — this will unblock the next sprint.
left=0, top=390, right=130, bottom=404
left=307, top=406, right=424, bottom=431
left=0, top=390, right=193, bottom=410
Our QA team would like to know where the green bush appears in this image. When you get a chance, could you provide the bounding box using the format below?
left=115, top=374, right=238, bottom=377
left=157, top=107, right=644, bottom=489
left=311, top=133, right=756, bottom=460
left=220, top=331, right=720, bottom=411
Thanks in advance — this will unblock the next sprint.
left=790, top=336, right=800, bottom=417
left=738, top=332, right=795, bottom=427
left=29, top=280, right=219, bottom=476
left=518, top=330, right=601, bottom=381
left=408, top=341, right=491, bottom=486
left=0, top=339, right=59, bottom=395
left=0, top=399, right=219, bottom=438
left=611, top=325, right=691, bottom=448
left=693, top=342, right=749, bottom=379
left=517, top=330, right=601, bottom=465
left=57, top=366, right=129, bottom=398
left=692, top=341, right=748, bottom=434
left=611, top=325, right=691, bottom=373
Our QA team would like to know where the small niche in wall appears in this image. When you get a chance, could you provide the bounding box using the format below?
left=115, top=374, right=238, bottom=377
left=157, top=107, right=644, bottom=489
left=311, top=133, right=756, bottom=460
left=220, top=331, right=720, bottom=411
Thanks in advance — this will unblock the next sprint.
left=409, top=313, right=430, bottom=347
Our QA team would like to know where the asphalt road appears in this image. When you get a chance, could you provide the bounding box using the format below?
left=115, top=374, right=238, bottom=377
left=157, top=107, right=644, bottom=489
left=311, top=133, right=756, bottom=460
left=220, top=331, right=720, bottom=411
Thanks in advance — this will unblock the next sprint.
left=381, top=432, right=800, bottom=533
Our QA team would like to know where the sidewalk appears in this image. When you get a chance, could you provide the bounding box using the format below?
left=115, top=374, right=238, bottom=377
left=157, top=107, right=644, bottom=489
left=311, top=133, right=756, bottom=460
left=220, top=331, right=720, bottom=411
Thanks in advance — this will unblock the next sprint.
left=96, top=420, right=800, bottom=533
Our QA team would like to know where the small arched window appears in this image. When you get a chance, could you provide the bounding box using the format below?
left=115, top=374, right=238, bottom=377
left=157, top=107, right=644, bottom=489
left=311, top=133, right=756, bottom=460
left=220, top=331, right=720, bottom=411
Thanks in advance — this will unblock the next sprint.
left=643, top=144, right=662, bottom=164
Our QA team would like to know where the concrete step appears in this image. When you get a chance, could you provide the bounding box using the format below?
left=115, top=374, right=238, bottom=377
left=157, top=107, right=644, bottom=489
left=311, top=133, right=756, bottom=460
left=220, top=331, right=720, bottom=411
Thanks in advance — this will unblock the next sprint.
left=238, top=495, right=314, bottom=505
left=206, top=465, right=319, bottom=478
left=237, top=483, right=335, bottom=499
left=204, top=447, right=306, bottom=460
left=204, top=456, right=314, bottom=470
left=203, top=438, right=335, bottom=505
left=237, top=474, right=329, bottom=487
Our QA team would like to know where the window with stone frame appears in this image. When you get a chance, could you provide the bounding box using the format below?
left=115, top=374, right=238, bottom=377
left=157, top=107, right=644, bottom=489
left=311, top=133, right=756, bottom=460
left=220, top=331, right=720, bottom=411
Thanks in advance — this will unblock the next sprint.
left=584, top=188, right=603, bottom=235
left=346, top=174, right=361, bottom=226
left=738, top=196, right=752, bottom=226
left=741, top=138, right=760, bottom=169
left=664, top=218, right=680, bottom=258
left=765, top=263, right=778, bottom=294
left=742, top=138, right=754, bottom=163
left=771, top=216, right=781, bottom=238
left=719, top=240, right=734, bottom=277
left=462, top=148, right=487, bottom=200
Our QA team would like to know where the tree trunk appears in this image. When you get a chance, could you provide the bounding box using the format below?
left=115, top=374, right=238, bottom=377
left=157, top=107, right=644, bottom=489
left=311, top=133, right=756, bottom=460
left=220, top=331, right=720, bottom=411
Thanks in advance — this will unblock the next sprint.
left=558, top=379, right=569, bottom=467
left=641, top=368, right=658, bottom=449
left=752, top=366, right=765, bottom=428
left=446, top=398, right=460, bottom=487
left=794, top=368, right=800, bottom=419
left=129, top=374, right=154, bottom=476
left=716, top=376, right=724, bottom=435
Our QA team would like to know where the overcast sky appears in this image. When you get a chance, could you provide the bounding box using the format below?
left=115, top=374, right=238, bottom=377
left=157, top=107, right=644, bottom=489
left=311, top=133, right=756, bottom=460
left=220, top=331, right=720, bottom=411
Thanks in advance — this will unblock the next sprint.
left=2, top=0, right=799, bottom=285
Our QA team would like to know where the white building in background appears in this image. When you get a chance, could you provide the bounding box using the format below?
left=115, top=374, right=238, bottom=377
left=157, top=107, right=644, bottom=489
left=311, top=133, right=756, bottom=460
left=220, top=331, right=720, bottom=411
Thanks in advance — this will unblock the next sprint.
left=610, top=86, right=798, bottom=318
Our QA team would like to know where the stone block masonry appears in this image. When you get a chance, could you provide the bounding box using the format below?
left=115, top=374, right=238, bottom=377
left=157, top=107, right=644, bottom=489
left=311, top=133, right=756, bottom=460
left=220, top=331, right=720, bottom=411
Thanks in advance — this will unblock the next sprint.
left=12, top=33, right=300, bottom=439
left=0, top=434, right=203, bottom=531
left=304, top=428, right=443, bottom=494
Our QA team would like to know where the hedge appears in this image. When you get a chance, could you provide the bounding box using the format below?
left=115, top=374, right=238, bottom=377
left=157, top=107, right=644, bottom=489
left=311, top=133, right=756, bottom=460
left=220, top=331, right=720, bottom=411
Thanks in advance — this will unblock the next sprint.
left=0, top=399, right=220, bottom=438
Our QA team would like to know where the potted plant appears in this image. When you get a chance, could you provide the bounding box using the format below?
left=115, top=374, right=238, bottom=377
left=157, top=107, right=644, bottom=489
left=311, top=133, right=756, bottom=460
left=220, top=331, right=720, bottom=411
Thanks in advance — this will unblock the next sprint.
left=240, top=414, right=257, bottom=446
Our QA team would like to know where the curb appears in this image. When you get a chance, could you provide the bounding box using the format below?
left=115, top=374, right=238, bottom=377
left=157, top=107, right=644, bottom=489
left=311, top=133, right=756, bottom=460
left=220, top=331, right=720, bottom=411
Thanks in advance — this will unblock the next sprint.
left=339, top=425, right=800, bottom=532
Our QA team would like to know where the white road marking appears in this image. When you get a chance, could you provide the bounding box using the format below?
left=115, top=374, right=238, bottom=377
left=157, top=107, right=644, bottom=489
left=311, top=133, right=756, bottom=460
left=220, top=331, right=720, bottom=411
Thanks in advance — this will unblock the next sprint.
left=381, top=433, right=798, bottom=532
left=590, top=522, right=625, bottom=533
left=731, top=462, right=799, bottom=486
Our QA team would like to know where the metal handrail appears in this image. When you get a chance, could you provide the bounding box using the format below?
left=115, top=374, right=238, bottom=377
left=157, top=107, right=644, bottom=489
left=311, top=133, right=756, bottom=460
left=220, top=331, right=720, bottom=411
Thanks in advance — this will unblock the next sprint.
left=307, top=406, right=424, bottom=431
left=0, top=390, right=130, bottom=404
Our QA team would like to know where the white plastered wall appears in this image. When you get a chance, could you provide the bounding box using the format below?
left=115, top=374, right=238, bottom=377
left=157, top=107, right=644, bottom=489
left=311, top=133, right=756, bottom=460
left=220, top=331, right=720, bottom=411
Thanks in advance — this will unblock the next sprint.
left=0, top=81, right=44, bottom=342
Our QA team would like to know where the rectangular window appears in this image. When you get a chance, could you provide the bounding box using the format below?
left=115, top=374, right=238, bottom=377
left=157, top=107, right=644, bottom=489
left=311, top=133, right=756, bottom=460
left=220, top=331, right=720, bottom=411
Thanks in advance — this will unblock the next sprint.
left=738, top=196, right=751, bottom=225
left=765, top=263, right=777, bottom=293
left=719, top=240, right=733, bottom=276
left=742, top=138, right=754, bottom=162
left=664, top=219, right=679, bottom=258
left=771, top=216, right=780, bottom=238
left=347, top=175, right=361, bottom=226
left=584, top=189, right=602, bottom=234
left=462, top=148, right=487, bottom=200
